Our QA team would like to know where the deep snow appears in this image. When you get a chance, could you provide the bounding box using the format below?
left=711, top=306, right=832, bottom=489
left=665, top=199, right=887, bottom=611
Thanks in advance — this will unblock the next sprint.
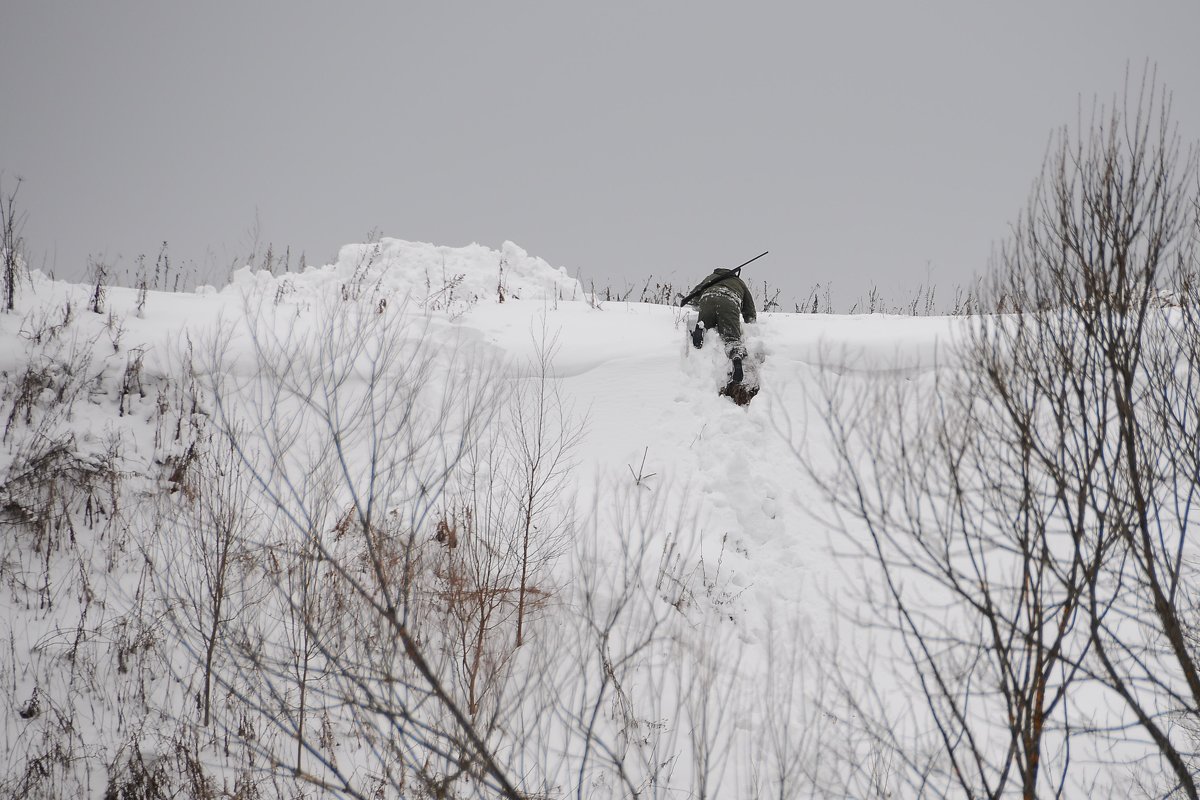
left=0, top=237, right=973, bottom=797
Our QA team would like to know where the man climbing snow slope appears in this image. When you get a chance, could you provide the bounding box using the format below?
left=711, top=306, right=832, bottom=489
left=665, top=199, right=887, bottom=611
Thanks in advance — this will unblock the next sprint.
left=685, top=267, right=757, bottom=384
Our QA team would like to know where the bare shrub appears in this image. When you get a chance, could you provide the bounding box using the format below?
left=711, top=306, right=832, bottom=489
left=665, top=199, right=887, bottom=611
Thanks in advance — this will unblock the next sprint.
left=422, top=263, right=468, bottom=316
left=102, top=739, right=173, bottom=800
left=2, top=174, right=27, bottom=312
left=341, top=236, right=382, bottom=301
left=519, top=481, right=758, bottom=798
left=179, top=292, right=525, bottom=797
left=3, top=329, right=101, bottom=443
left=800, top=282, right=833, bottom=314
left=423, top=320, right=582, bottom=726
left=117, top=348, right=145, bottom=417
left=431, top=501, right=527, bottom=720
left=19, top=299, right=75, bottom=346
left=509, top=321, right=585, bottom=646
left=89, top=261, right=109, bottom=315
left=165, top=426, right=261, bottom=728
left=795, top=69, right=1200, bottom=796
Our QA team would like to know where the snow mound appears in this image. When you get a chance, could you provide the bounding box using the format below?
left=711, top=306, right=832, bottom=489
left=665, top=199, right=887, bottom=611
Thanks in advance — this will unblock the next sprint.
left=227, top=238, right=584, bottom=312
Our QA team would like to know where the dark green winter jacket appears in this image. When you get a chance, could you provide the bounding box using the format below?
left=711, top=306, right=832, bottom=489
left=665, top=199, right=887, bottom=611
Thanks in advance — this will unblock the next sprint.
left=687, top=269, right=757, bottom=354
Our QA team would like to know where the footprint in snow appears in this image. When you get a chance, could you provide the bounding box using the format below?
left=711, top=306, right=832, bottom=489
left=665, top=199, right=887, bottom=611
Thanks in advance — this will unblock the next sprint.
left=761, top=496, right=778, bottom=520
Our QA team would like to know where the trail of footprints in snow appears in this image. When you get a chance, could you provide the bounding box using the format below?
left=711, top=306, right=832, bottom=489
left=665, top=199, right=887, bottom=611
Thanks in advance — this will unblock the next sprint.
left=671, top=334, right=801, bottom=591
left=671, top=397, right=795, bottom=597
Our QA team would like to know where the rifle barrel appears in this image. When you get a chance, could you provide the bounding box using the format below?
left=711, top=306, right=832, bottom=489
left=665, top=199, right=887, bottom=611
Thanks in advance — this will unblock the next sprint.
left=731, top=250, right=769, bottom=274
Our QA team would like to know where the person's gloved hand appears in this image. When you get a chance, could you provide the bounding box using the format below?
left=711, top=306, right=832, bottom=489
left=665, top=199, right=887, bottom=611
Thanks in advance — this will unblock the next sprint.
left=691, top=325, right=704, bottom=349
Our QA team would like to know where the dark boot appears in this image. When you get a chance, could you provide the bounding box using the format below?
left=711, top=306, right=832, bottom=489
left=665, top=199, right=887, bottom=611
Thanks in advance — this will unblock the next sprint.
left=731, top=358, right=743, bottom=384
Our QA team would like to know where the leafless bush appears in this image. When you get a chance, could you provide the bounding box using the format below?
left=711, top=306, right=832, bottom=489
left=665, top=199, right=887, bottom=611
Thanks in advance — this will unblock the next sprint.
left=971, top=70, right=1200, bottom=796
left=949, top=282, right=983, bottom=316
left=150, top=336, right=204, bottom=454
left=102, top=738, right=174, bottom=800
left=134, top=257, right=149, bottom=317
left=117, top=348, right=146, bottom=417
left=89, top=261, right=109, bottom=315
left=622, top=276, right=678, bottom=305
left=2, top=174, right=27, bottom=313
left=0, top=701, right=88, bottom=800
left=796, top=69, right=1200, bottom=796
left=759, top=280, right=782, bottom=313
left=747, top=615, right=830, bottom=797
left=3, top=329, right=101, bottom=443
left=18, top=299, right=75, bottom=347
left=0, top=319, right=122, bottom=566
left=518, top=480, right=769, bottom=799
left=800, top=282, right=833, bottom=314
left=178, top=292, right=530, bottom=798
left=341, top=237, right=383, bottom=302
left=509, top=321, right=585, bottom=646
left=431, top=500, right=527, bottom=720
left=845, top=283, right=940, bottom=316
left=3, top=364, right=56, bottom=442
left=163, top=426, right=264, bottom=729
left=0, top=437, right=131, bottom=800
left=0, top=434, right=122, bottom=621
left=422, top=257, right=469, bottom=317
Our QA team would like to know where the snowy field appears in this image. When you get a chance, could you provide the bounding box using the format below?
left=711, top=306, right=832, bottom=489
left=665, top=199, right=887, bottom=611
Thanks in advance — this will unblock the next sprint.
left=0, top=238, right=1190, bottom=798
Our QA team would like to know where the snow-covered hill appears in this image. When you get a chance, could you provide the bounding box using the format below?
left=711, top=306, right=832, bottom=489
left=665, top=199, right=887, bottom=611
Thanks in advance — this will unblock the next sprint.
left=2, top=238, right=1156, bottom=798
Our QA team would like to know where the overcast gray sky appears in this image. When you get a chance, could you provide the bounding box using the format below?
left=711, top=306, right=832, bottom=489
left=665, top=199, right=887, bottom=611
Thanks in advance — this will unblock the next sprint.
left=3, top=1, right=1198, bottom=308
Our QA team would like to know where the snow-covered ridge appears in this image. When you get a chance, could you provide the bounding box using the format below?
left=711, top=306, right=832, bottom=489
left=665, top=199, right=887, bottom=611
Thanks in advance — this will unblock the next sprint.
left=227, top=238, right=585, bottom=311
left=11, top=233, right=1156, bottom=799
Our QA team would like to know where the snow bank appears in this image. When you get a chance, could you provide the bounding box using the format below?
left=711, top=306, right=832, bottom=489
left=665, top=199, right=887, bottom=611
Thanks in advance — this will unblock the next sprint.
left=227, top=238, right=584, bottom=312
